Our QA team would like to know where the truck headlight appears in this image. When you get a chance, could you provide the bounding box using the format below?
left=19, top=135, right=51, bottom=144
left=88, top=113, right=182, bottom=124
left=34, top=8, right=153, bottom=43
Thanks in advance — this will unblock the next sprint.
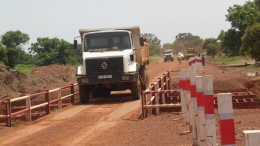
left=122, top=75, right=130, bottom=80
left=81, top=78, right=89, bottom=83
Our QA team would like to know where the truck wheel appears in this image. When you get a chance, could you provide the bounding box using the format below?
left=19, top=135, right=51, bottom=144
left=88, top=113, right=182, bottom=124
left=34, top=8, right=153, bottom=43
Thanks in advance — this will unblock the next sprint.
left=79, top=85, right=91, bottom=103
left=131, top=81, right=140, bottom=100
left=140, top=68, right=149, bottom=90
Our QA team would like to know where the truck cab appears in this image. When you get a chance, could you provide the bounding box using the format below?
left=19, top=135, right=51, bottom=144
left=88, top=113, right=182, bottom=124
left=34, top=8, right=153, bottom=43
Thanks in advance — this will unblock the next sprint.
left=74, top=26, right=149, bottom=103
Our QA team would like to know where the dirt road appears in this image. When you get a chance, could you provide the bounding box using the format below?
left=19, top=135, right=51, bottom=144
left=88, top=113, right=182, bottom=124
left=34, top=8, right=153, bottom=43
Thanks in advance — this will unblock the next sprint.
left=0, top=59, right=260, bottom=145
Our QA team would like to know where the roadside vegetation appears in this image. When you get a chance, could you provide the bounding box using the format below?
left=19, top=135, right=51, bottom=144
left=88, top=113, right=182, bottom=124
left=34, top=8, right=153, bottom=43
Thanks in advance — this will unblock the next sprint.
left=209, top=56, right=252, bottom=65
left=14, top=64, right=35, bottom=74
left=0, top=0, right=259, bottom=70
left=150, top=55, right=162, bottom=63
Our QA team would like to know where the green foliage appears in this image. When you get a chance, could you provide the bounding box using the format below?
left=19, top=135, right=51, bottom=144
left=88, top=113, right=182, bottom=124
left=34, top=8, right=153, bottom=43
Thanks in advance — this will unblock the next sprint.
left=142, top=33, right=161, bottom=56
left=226, top=1, right=257, bottom=32
left=0, top=44, right=8, bottom=64
left=1, top=30, right=29, bottom=49
left=30, top=37, right=77, bottom=66
left=149, top=55, right=162, bottom=63
left=209, top=56, right=247, bottom=65
left=173, top=33, right=204, bottom=52
left=203, top=38, right=220, bottom=58
left=14, top=64, right=35, bottom=74
left=219, top=29, right=242, bottom=56
left=241, top=23, right=260, bottom=62
left=0, top=30, right=30, bottom=68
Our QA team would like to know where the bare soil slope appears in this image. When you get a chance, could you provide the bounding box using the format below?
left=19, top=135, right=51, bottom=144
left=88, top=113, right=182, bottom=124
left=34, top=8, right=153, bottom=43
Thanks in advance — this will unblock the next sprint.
left=0, top=64, right=76, bottom=99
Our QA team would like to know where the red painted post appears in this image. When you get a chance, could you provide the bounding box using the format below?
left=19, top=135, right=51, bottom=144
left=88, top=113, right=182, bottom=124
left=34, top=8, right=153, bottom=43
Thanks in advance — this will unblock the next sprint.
left=6, top=99, right=12, bottom=127
left=70, top=83, right=75, bottom=104
left=45, top=90, right=50, bottom=115
left=167, top=71, right=170, bottom=90
left=217, top=93, right=236, bottom=145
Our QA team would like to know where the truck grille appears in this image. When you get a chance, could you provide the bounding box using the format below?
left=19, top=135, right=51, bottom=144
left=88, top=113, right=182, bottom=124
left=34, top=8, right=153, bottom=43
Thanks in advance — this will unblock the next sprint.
left=85, top=57, right=124, bottom=75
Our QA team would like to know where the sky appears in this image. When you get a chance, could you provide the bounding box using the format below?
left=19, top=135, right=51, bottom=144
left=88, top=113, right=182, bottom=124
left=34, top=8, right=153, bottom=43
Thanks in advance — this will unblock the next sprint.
left=0, top=0, right=250, bottom=49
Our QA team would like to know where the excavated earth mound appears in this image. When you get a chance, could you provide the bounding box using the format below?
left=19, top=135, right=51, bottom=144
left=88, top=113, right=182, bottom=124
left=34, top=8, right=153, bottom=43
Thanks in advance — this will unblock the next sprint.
left=0, top=64, right=76, bottom=100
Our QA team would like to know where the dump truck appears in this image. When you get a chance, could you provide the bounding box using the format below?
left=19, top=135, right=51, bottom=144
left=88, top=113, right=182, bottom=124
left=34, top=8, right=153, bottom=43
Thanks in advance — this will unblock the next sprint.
left=163, top=50, right=174, bottom=62
left=185, top=48, right=196, bottom=60
left=73, top=26, right=150, bottom=103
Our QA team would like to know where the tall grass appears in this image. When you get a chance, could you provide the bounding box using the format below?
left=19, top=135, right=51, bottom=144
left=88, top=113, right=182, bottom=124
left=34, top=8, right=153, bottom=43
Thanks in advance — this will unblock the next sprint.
left=209, top=56, right=251, bottom=65
left=14, top=64, right=36, bottom=74
left=150, top=55, right=162, bottom=63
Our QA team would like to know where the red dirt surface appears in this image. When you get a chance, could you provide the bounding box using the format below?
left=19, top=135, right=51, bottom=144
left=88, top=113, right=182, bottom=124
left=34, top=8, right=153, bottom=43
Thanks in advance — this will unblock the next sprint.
left=0, top=57, right=260, bottom=145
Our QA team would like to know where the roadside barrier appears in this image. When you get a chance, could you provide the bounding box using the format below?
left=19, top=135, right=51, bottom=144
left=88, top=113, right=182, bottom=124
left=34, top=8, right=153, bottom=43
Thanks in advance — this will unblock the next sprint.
left=144, top=56, right=259, bottom=145
left=0, top=83, right=78, bottom=127
left=141, top=70, right=181, bottom=118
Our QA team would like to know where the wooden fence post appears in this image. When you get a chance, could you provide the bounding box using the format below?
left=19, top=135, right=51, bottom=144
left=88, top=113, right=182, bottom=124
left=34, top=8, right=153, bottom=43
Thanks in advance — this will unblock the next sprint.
left=6, top=99, right=12, bottom=127
left=58, top=88, right=62, bottom=109
left=25, top=96, right=31, bottom=122
left=45, top=90, right=50, bottom=114
left=203, top=75, right=216, bottom=146
left=217, top=93, right=236, bottom=145
left=70, top=83, right=75, bottom=104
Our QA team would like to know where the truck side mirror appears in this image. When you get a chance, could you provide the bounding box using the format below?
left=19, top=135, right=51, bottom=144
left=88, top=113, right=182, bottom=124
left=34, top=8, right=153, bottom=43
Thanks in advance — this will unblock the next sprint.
left=139, top=38, right=144, bottom=46
left=73, top=40, right=78, bottom=49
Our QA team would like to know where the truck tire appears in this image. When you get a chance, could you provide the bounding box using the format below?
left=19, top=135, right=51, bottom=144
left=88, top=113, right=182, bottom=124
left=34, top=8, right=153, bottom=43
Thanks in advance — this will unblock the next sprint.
left=79, top=85, right=91, bottom=103
left=131, top=81, right=140, bottom=100
left=139, top=68, right=149, bottom=90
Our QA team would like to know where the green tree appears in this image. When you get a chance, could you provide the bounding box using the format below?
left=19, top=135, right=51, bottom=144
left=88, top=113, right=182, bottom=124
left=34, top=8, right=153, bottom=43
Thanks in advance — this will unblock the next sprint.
left=30, top=37, right=76, bottom=66
left=203, top=38, right=220, bottom=58
left=0, top=30, right=30, bottom=68
left=241, top=23, right=260, bottom=62
left=0, top=44, right=8, bottom=64
left=173, top=33, right=203, bottom=51
left=1, top=30, right=29, bottom=49
left=226, top=1, right=257, bottom=32
left=142, top=33, right=161, bottom=56
left=218, top=29, right=242, bottom=56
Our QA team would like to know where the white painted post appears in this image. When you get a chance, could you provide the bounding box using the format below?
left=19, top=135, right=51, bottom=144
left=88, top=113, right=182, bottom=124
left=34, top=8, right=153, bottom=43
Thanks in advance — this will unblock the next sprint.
left=196, top=76, right=206, bottom=146
left=203, top=75, right=216, bottom=146
left=186, top=68, right=192, bottom=127
left=179, top=69, right=186, bottom=119
left=217, top=93, right=236, bottom=145
left=25, top=97, right=32, bottom=122
left=190, top=68, right=198, bottom=143
left=243, top=130, right=260, bottom=146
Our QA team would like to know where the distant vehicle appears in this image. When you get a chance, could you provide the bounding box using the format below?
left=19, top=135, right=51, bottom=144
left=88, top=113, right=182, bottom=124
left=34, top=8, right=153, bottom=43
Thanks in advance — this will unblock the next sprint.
left=177, top=52, right=184, bottom=64
left=163, top=50, right=174, bottom=62
left=185, top=48, right=196, bottom=60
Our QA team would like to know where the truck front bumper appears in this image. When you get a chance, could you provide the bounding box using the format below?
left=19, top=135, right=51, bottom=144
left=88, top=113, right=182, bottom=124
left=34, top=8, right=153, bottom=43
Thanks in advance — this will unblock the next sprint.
left=76, top=73, right=139, bottom=85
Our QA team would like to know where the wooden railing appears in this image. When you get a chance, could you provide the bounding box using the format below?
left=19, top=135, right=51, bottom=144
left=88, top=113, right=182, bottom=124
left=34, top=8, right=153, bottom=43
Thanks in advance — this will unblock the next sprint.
left=0, top=83, right=78, bottom=127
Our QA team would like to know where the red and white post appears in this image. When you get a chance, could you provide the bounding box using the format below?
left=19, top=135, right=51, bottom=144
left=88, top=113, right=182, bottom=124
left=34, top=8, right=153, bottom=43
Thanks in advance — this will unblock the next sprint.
left=196, top=76, right=206, bottom=145
left=179, top=69, right=188, bottom=121
left=217, top=93, right=236, bottom=145
left=190, top=68, right=198, bottom=142
left=203, top=75, right=216, bottom=146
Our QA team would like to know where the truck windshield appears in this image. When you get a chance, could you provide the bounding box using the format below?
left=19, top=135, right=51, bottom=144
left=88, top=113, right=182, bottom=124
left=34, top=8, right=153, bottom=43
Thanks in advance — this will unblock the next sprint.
left=187, top=49, right=195, bottom=54
left=84, top=32, right=131, bottom=52
left=164, top=51, right=172, bottom=54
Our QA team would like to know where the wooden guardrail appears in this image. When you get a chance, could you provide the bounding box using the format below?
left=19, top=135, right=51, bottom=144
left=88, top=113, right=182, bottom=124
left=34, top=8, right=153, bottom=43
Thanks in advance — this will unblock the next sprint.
left=0, top=83, right=78, bottom=127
